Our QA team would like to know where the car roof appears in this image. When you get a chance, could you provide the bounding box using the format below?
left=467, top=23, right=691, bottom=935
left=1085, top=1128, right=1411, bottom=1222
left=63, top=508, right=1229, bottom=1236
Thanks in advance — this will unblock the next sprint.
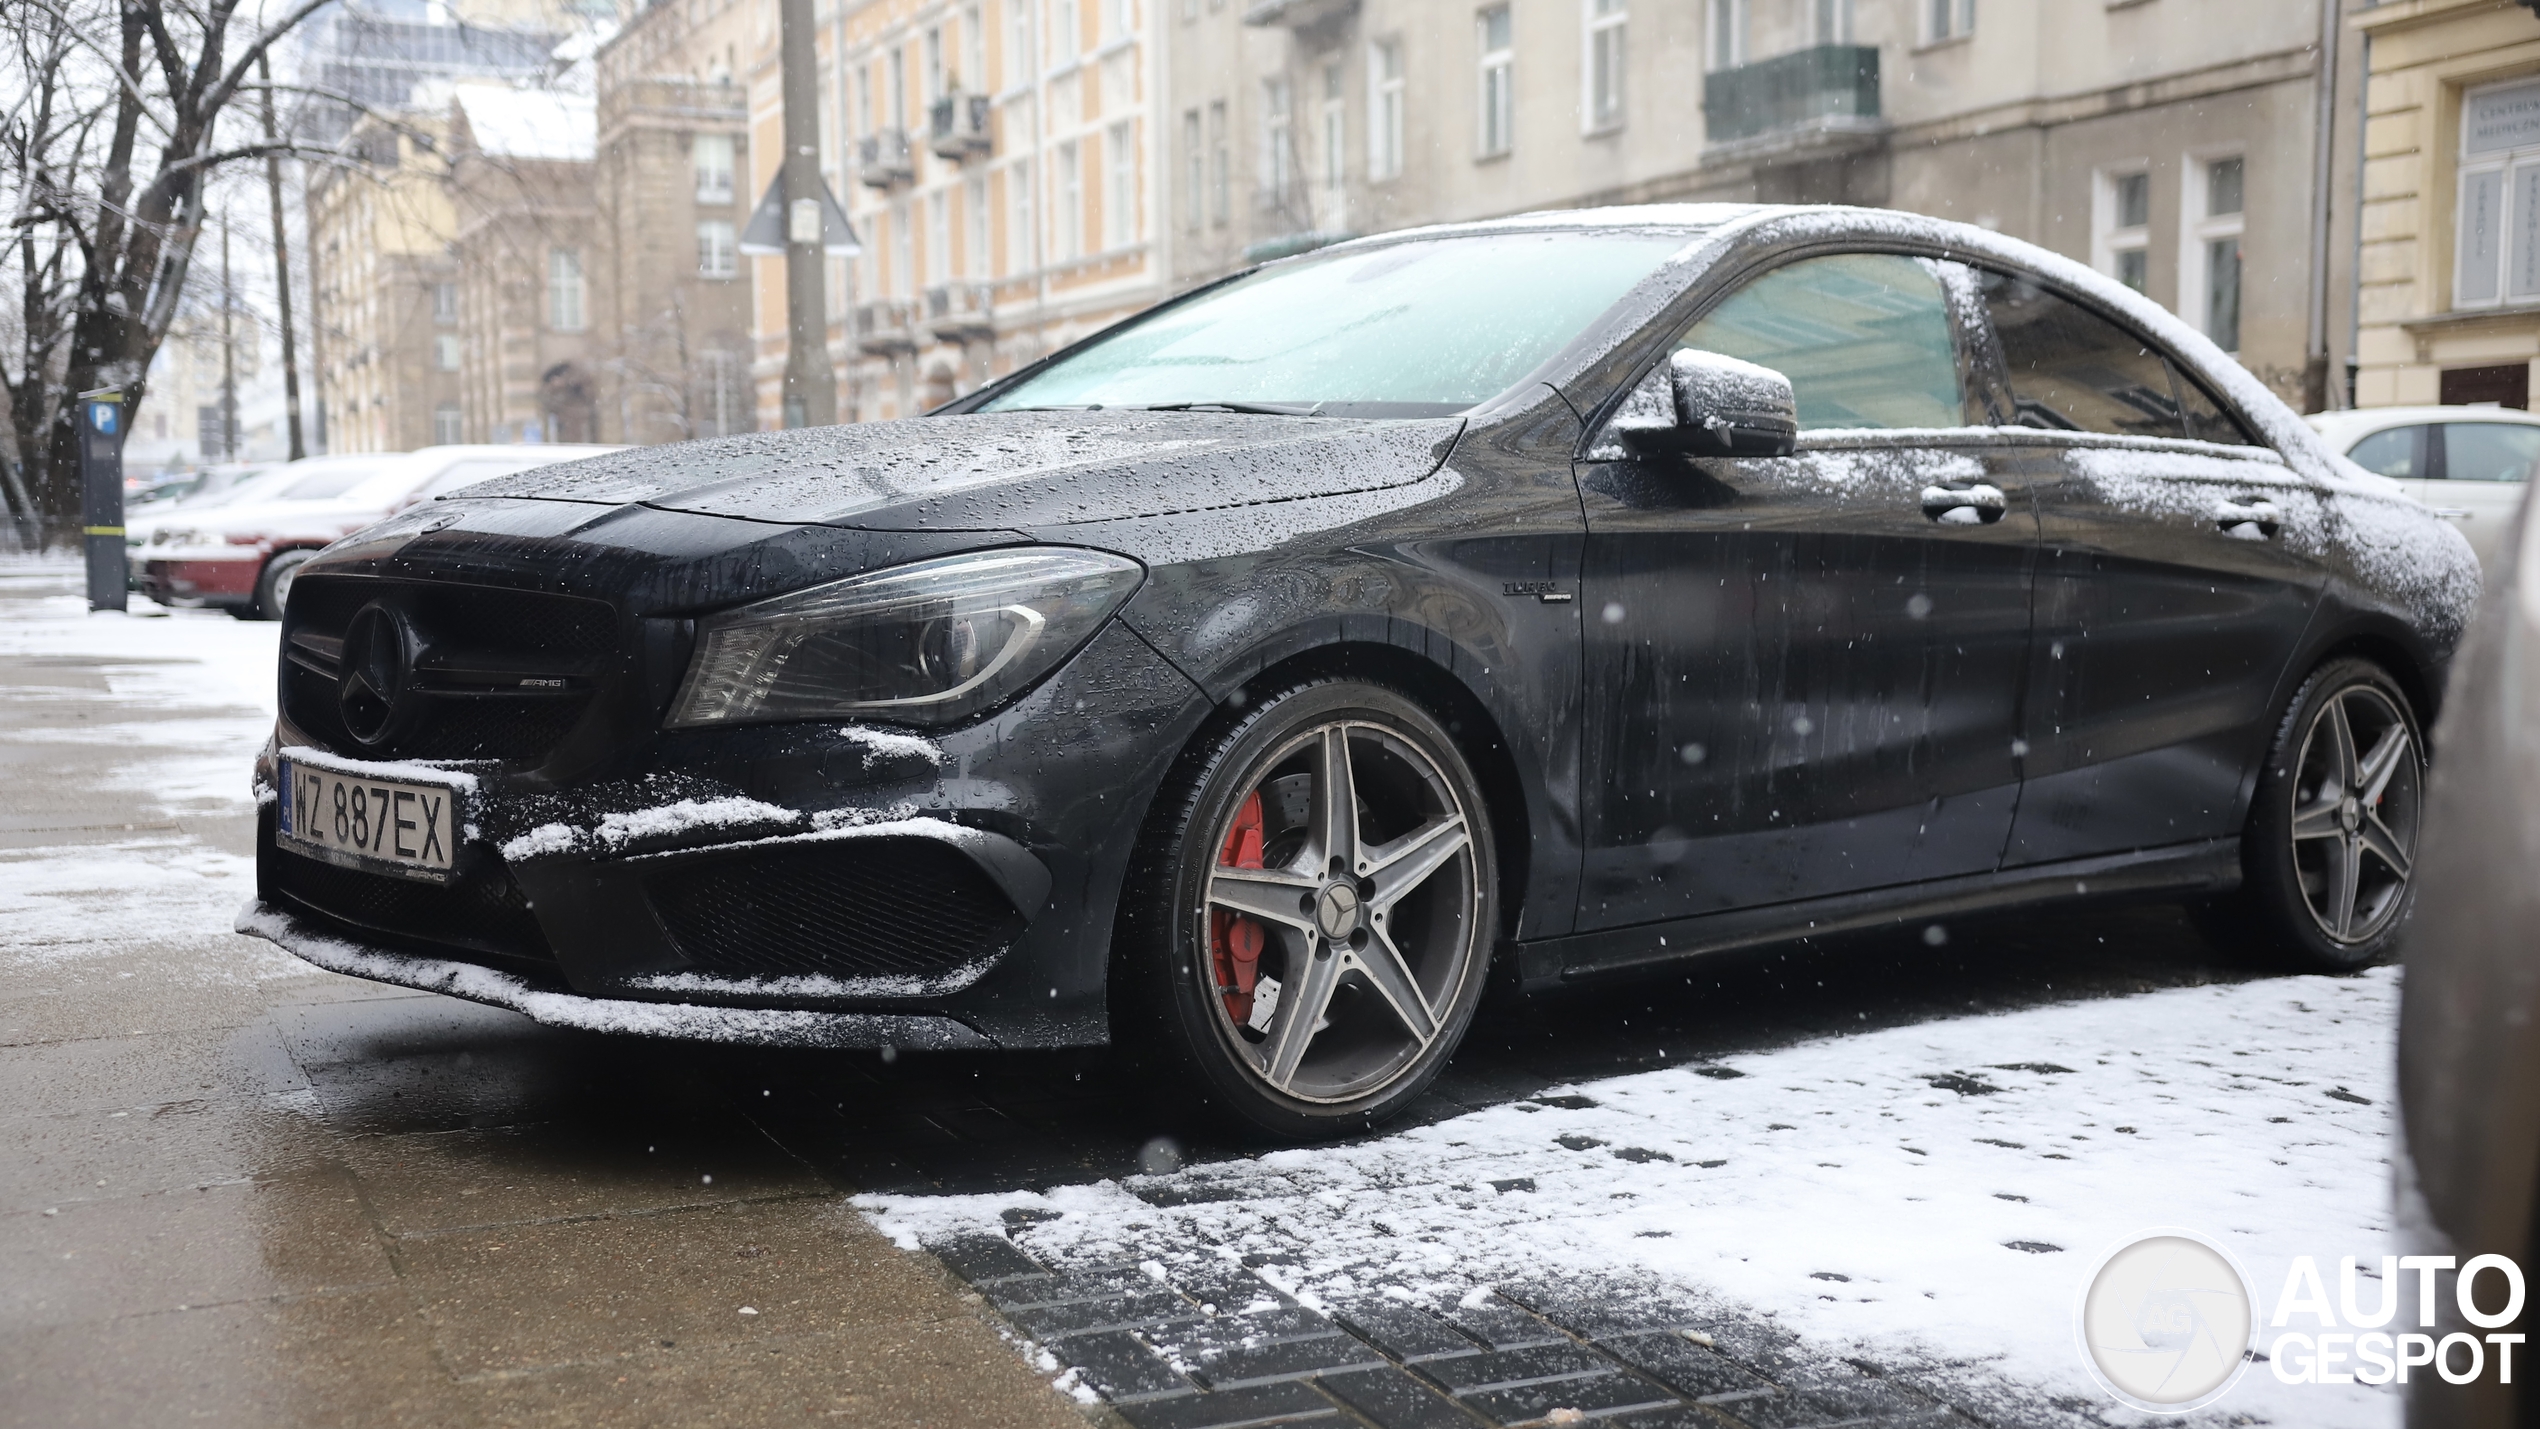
left=2306, top=406, right=2540, bottom=445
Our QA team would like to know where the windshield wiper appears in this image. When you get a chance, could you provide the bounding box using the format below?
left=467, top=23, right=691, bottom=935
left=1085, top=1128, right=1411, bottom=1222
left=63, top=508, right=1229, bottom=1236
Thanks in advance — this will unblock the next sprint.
left=1143, top=400, right=1325, bottom=416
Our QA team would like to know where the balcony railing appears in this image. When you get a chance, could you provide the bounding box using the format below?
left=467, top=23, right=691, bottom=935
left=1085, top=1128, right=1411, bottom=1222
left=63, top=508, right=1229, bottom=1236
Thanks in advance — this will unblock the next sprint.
left=855, top=299, right=919, bottom=355
left=928, top=95, right=992, bottom=161
left=925, top=282, right=995, bottom=342
left=857, top=129, right=914, bottom=188
left=1702, top=44, right=1880, bottom=148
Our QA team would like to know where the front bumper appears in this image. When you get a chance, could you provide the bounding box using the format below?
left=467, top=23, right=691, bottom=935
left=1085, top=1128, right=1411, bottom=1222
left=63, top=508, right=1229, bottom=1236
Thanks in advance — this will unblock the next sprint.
left=141, top=553, right=261, bottom=603
left=240, top=900, right=992, bottom=1049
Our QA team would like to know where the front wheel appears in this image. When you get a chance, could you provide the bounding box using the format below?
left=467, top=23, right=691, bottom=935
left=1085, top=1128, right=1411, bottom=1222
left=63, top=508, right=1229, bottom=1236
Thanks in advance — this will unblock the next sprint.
left=1120, top=679, right=1497, bottom=1140
left=250, top=550, right=315, bottom=621
left=2201, top=658, right=2425, bottom=970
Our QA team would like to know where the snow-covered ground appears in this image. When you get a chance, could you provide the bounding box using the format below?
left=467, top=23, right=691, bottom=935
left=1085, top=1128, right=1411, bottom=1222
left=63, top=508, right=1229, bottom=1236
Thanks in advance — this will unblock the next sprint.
left=0, top=562, right=290, bottom=981
left=862, top=968, right=2404, bottom=1426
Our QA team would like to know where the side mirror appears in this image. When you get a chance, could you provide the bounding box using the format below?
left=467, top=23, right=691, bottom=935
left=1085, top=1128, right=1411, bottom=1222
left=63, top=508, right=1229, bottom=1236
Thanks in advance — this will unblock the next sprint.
left=1611, top=349, right=1799, bottom=459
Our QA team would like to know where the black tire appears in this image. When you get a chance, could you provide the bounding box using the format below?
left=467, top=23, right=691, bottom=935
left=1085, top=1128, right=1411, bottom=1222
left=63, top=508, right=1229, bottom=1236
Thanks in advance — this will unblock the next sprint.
left=2197, top=657, right=2425, bottom=970
left=250, top=549, right=314, bottom=621
left=1116, top=678, right=1498, bottom=1141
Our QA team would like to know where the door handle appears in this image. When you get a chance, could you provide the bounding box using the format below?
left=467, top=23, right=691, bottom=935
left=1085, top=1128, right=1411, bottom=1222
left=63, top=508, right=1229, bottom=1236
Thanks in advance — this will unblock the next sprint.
left=1920, top=483, right=2008, bottom=525
left=2214, top=497, right=2281, bottom=541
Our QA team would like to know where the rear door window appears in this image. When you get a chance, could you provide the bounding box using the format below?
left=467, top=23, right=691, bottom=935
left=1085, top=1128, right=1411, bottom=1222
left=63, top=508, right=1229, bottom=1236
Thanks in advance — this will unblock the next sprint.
left=1678, top=252, right=1966, bottom=430
left=2438, top=422, right=2540, bottom=482
left=1978, top=271, right=2183, bottom=438
left=2344, top=426, right=2428, bottom=479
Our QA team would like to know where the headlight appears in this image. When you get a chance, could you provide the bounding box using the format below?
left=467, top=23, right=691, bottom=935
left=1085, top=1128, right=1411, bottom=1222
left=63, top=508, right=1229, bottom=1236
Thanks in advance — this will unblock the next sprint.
left=665, top=547, right=1145, bottom=729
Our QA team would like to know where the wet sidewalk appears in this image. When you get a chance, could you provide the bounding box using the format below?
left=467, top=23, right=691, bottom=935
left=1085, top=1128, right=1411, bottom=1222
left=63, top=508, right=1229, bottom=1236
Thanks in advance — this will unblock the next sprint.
left=0, top=566, right=1089, bottom=1428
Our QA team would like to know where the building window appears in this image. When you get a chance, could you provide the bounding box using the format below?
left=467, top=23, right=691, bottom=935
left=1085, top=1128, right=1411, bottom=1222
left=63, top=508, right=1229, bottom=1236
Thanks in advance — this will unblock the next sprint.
left=2456, top=76, right=2540, bottom=310
left=1706, top=0, right=1745, bottom=70
left=697, top=219, right=738, bottom=278
left=889, top=45, right=907, bottom=129
left=693, top=133, right=736, bottom=203
left=1208, top=100, right=1230, bottom=224
left=1007, top=158, right=1036, bottom=272
left=925, top=26, right=945, bottom=105
left=1812, top=0, right=1852, bottom=44
left=1320, top=61, right=1347, bottom=205
left=2185, top=154, right=2244, bottom=352
left=966, top=173, right=990, bottom=276
left=1367, top=39, right=1404, bottom=180
left=1182, top=108, right=1204, bottom=230
left=1007, top=0, right=1032, bottom=89
left=547, top=248, right=585, bottom=331
left=1106, top=120, right=1136, bottom=248
left=434, top=333, right=461, bottom=371
left=964, top=5, right=985, bottom=91
left=1583, top=0, right=1625, bottom=132
left=1263, top=77, right=1294, bottom=205
left=1059, top=139, right=1083, bottom=260
left=434, top=402, right=463, bottom=445
left=1053, top=0, right=1078, bottom=65
left=432, top=281, right=458, bottom=324
left=928, top=189, right=951, bottom=283
left=891, top=199, right=915, bottom=296
left=1926, top=0, right=1973, bottom=42
left=1477, top=7, right=1512, bottom=158
left=2098, top=169, right=2149, bottom=293
left=1106, top=0, right=1134, bottom=43
left=699, top=350, right=743, bottom=438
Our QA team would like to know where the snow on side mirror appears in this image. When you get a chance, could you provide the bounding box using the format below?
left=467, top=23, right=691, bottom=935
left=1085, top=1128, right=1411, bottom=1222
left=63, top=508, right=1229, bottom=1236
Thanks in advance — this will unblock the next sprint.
left=1609, top=350, right=1800, bottom=459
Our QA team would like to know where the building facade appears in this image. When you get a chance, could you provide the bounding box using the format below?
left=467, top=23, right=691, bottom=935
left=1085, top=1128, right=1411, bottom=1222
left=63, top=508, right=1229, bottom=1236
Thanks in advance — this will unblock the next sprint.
left=305, top=110, right=467, bottom=453
left=593, top=0, right=759, bottom=444
left=448, top=85, right=605, bottom=444
left=1168, top=0, right=2356, bottom=410
left=739, top=0, right=1170, bottom=426
left=2353, top=0, right=2540, bottom=410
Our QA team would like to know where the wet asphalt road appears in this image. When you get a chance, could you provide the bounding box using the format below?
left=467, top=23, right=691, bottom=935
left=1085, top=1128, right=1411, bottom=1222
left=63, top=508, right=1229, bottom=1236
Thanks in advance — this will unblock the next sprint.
left=0, top=568, right=2297, bottom=1427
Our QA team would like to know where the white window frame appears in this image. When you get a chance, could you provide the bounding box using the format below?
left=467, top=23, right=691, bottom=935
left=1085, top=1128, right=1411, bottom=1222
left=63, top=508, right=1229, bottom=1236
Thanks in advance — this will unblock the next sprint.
left=1811, top=0, right=1852, bottom=45
left=924, top=27, right=946, bottom=105
left=927, top=188, right=951, bottom=283
left=2456, top=76, right=2540, bottom=311
left=890, top=198, right=915, bottom=297
left=1183, top=107, right=1205, bottom=230
left=2179, top=149, right=2246, bottom=350
left=1367, top=39, right=1404, bottom=181
left=693, top=133, right=737, bottom=204
left=697, top=219, right=739, bottom=278
left=965, top=173, right=990, bottom=277
left=1007, top=157, right=1036, bottom=272
left=1583, top=0, right=1625, bottom=134
left=962, top=4, right=985, bottom=92
left=1105, top=119, right=1136, bottom=248
left=433, top=333, right=461, bottom=371
left=432, top=281, right=458, bottom=324
left=1263, top=76, right=1294, bottom=202
left=1006, top=0, right=1033, bottom=90
left=1053, top=0, right=1078, bottom=66
left=1320, top=61, right=1347, bottom=211
left=1925, top=0, right=1974, bottom=44
left=1706, top=0, right=1746, bottom=71
left=1477, top=6, right=1512, bottom=159
left=1208, top=100, right=1230, bottom=224
left=1106, top=0, right=1134, bottom=44
left=547, top=248, right=585, bottom=332
left=2092, top=165, right=2150, bottom=295
left=1058, top=138, right=1083, bottom=260
left=433, top=403, right=463, bottom=445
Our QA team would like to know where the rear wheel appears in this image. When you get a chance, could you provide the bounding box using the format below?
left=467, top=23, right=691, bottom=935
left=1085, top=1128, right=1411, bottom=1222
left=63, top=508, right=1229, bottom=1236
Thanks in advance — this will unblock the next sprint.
left=2201, top=658, right=2424, bottom=969
left=1120, top=679, right=1496, bottom=1140
left=249, top=550, right=314, bottom=621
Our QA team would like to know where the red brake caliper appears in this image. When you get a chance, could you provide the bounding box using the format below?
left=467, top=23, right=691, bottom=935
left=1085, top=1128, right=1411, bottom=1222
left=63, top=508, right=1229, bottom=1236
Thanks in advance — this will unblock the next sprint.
left=1213, top=792, right=1267, bottom=1026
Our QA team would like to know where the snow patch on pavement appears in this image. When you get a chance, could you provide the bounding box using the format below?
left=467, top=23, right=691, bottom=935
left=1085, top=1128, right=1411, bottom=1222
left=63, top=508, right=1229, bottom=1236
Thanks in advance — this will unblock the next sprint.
left=858, top=970, right=2403, bottom=1427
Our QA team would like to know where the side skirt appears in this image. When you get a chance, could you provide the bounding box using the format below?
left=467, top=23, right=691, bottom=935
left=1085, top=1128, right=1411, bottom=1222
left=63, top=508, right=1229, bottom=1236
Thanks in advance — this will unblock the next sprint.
left=1509, top=837, right=2241, bottom=988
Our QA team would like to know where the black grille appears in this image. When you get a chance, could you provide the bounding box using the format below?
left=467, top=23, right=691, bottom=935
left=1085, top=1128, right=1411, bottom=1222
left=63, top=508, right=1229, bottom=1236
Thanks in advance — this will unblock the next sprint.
left=644, top=839, right=1022, bottom=984
left=270, top=843, right=557, bottom=968
left=281, top=576, right=618, bottom=764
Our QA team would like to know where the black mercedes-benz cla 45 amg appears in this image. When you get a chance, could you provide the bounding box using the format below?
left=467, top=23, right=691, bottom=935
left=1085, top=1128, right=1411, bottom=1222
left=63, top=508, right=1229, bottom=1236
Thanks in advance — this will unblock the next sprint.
left=243, top=205, right=2476, bottom=1138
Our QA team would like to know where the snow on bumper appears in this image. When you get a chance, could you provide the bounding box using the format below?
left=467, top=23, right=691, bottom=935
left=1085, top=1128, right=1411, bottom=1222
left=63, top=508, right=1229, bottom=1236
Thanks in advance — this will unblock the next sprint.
left=237, top=899, right=995, bottom=1050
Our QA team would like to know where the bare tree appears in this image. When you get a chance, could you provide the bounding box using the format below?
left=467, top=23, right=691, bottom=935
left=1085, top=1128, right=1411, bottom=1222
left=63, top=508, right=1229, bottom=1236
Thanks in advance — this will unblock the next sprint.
left=0, top=0, right=331, bottom=544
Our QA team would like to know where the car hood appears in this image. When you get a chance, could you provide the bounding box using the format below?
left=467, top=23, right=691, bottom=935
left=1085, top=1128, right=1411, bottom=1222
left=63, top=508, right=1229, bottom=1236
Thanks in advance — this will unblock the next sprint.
left=446, top=410, right=1468, bottom=531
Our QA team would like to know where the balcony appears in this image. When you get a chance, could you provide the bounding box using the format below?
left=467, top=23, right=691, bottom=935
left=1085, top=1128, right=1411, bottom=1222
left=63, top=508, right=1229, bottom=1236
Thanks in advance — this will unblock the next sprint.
left=855, top=299, right=919, bottom=355
left=857, top=129, right=914, bottom=189
left=925, top=283, right=995, bottom=343
left=1701, top=44, right=1882, bottom=151
left=928, top=95, right=992, bottom=161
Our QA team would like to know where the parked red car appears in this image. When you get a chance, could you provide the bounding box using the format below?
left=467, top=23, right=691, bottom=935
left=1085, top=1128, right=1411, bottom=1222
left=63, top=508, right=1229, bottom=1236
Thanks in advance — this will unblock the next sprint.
left=139, top=445, right=619, bottom=618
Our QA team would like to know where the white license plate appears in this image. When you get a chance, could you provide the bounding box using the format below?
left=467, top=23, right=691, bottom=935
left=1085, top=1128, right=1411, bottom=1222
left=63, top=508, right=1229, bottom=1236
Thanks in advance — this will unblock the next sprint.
left=276, top=758, right=460, bottom=881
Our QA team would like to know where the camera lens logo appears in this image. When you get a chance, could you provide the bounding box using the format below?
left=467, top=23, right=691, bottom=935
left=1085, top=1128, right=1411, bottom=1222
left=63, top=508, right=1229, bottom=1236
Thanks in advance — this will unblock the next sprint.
left=2078, top=1232, right=2256, bottom=1413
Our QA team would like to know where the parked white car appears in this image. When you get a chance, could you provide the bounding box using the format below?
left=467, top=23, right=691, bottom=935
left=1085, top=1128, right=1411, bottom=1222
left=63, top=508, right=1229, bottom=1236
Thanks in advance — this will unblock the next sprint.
left=2307, top=405, right=2537, bottom=568
left=137, top=445, right=622, bottom=619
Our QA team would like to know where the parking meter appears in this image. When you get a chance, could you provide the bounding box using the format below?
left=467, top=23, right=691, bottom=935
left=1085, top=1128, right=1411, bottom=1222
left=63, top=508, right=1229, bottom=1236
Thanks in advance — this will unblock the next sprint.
left=79, top=388, right=126, bottom=613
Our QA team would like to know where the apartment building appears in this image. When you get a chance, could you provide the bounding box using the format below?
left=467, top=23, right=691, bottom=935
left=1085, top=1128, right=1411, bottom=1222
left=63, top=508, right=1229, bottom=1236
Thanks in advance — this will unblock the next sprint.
left=305, top=110, right=468, bottom=452
left=1169, top=0, right=2356, bottom=409
left=592, top=0, right=758, bottom=442
left=740, top=0, right=1168, bottom=425
left=2352, top=0, right=2540, bottom=410
left=447, top=84, right=604, bottom=444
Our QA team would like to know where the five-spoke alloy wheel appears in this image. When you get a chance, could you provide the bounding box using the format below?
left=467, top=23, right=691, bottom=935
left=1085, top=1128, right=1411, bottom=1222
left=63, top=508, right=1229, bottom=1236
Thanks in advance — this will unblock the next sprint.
left=2209, top=657, right=2424, bottom=969
left=1125, top=679, right=1496, bottom=1138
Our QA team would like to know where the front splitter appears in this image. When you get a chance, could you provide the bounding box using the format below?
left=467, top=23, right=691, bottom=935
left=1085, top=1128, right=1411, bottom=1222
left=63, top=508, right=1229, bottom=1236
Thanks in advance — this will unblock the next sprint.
left=236, top=899, right=996, bottom=1050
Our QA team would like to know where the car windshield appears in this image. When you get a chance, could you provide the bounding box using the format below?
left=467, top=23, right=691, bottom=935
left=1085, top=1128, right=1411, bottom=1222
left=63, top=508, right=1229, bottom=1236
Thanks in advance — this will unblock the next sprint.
left=976, top=232, right=1691, bottom=417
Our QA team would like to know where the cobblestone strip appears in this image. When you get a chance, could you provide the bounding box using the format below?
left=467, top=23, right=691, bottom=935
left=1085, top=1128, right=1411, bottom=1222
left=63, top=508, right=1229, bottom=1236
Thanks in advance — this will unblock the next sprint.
left=923, top=1230, right=2105, bottom=1429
